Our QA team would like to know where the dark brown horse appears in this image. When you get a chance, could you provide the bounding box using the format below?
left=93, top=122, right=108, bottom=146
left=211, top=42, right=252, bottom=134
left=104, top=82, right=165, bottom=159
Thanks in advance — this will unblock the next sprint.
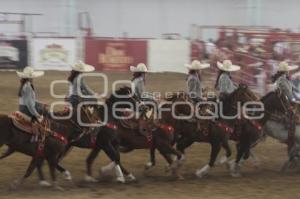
left=98, top=87, right=184, bottom=179
left=148, top=84, right=262, bottom=178
left=0, top=105, right=99, bottom=190
left=0, top=112, right=80, bottom=190
left=146, top=91, right=232, bottom=178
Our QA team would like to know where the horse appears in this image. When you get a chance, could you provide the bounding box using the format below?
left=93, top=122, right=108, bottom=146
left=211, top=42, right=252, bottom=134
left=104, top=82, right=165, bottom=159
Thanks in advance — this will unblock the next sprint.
left=0, top=111, right=80, bottom=190
left=215, top=84, right=265, bottom=177
left=45, top=87, right=184, bottom=181
left=147, top=84, right=263, bottom=178
left=249, top=90, right=300, bottom=172
left=145, top=91, right=232, bottom=178
left=0, top=104, right=101, bottom=190
left=99, top=86, right=184, bottom=179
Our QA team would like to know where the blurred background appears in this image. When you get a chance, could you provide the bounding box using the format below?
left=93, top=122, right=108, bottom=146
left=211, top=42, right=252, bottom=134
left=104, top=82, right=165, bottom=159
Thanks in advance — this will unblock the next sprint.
left=0, top=0, right=300, bottom=95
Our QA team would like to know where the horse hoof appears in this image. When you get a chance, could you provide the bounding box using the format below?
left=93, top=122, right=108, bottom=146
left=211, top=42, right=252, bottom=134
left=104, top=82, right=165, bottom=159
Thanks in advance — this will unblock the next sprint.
left=230, top=172, right=241, bottom=178
left=165, top=164, right=171, bottom=173
left=52, top=181, right=64, bottom=191
left=53, top=185, right=65, bottom=191
left=195, top=165, right=210, bottom=178
left=10, top=181, right=20, bottom=191
left=10, top=179, right=23, bottom=191
left=195, top=170, right=205, bottom=178
left=84, top=175, right=98, bottom=183
left=144, top=162, right=154, bottom=170
left=116, top=176, right=126, bottom=184
left=253, top=162, right=261, bottom=170
left=176, top=174, right=185, bottom=180
left=126, top=174, right=137, bottom=182
left=176, top=155, right=186, bottom=167
left=63, top=171, right=72, bottom=181
left=218, top=156, right=228, bottom=165
left=39, top=180, right=52, bottom=187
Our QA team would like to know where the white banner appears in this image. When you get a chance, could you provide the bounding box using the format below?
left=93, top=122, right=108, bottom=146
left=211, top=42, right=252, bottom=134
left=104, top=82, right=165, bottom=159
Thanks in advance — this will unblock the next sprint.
left=148, top=39, right=190, bottom=73
left=32, top=38, right=77, bottom=70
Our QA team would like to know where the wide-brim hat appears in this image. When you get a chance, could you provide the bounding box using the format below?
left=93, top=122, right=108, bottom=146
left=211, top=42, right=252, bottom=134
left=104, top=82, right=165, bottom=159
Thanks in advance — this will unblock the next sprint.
left=217, top=60, right=240, bottom=72
left=130, top=63, right=148, bottom=73
left=185, top=60, right=210, bottom=70
left=277, top=61, right=298, bottom=72
left=72, top=61, right=95, bottom=72
left=16, top=66, right=44, bottom=78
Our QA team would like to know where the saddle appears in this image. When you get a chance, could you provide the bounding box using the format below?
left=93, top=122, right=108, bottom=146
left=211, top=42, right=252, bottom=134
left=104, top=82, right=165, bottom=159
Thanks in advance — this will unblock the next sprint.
left=118, top=109, right=154, bottom=137
left=270, top=111, right=300, bottom=125
left=9, top=111, right=35, bottom=134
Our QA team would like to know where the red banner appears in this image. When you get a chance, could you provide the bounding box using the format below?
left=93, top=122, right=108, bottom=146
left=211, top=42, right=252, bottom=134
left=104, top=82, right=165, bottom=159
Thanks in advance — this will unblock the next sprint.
left=85, top=38, right=147, bottom=71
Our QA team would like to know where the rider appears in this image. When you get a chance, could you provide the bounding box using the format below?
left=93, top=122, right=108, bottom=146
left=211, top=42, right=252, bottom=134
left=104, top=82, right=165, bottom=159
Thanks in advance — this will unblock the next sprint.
left=130, top=63, right=148, bottom=100
left=272, top=61, right=299, bottom=102
left=67, top=61, right=96, bottom=110
left=17, top=66, right=45, bottom=123
left=215, top=59, right=240, bottom=99
left=272, top=61, right=299, bottom=150
left=130, top=63, right=155, bottom=112
left=186, top=60, right=210, bottom=103
left=215, top=59, right=241, bottom=120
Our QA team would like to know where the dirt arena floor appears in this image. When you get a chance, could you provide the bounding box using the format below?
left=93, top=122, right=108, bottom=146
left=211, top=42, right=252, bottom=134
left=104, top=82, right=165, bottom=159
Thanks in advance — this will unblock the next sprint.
left=0, top=71, right=299, bottom=199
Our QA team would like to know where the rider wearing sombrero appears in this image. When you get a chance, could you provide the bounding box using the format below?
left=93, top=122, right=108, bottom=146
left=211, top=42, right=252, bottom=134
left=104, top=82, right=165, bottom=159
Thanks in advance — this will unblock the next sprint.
left=17, top=66, right=45, bottom=123
left=67, top=61, right=96, bottom=111
left=130, top=63, right=148, bottom=101
left=185, top=60, right=210, bottom=103
left=272, top=61, right=299, bottom=102
left=215, top=60, right=241, bottom=134
left=130, top=63, right=156, bottom=112
left=215, top=59, right=240, bottom=100
left=66, top=61, right=97, bottom=126
left=272, top=61, right=299, bottom=150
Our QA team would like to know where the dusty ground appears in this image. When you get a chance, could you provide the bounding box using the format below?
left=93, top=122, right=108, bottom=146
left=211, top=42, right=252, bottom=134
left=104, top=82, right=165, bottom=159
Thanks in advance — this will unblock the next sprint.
left=0, top=71, right=298, bottom=199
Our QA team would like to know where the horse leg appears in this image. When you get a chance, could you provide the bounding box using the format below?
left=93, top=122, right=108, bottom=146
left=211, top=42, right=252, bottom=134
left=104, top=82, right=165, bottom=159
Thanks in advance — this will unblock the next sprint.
left=54, top=164, right=72, bottom=181
left=230, top=141, right=250, bottom=177
left=55, top=144, right=73, bottom=181
left=157, top=143, right=184, bottom=180
left=46, top=155, right=63, bottom=191
left=218, top=137, right=232, bottom=166
left=84, top=148, right=100, bottom=183
left=158, top=149, right=183, bottom=180
left=145, top=145, right=156, bottom=170
left=111, top=140, right=136, bottom=182
left=11, top=157, right=42, bottom=190
left=36, top=159, right=52, bottom=187
left=100, top=142, right=125, bottom=183
left=173, top=137, right=193, bottom=166
left=176, top=137, right=194, bottom=155
left=281, top=146, right=299, bottom=172
left=196, top=142, right=221, bottom=178
left=245, top=149, right=261, bottom=169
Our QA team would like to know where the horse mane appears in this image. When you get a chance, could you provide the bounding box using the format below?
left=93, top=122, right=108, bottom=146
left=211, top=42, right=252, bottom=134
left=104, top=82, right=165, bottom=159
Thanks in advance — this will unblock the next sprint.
left=260, top=91, right=275, bottom=102
left=106, top=86, right=132, bottom=104
left=230, top=83, right=247, bottom=97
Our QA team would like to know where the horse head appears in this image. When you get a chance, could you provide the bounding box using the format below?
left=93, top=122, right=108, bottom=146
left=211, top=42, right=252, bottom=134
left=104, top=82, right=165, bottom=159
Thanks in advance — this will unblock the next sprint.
left=106, top=86, right=138, bottom=108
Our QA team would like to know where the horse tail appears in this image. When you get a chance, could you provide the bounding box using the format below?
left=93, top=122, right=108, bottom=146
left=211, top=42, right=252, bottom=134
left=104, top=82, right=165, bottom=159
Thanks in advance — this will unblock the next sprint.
left=0, top=114, right=12, bottom=129
left=0, top=114, right=13, bottom=147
